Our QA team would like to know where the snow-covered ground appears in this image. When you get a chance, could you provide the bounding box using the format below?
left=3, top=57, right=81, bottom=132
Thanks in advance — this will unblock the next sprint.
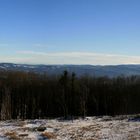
left=0, top=116, right=140, bottom=140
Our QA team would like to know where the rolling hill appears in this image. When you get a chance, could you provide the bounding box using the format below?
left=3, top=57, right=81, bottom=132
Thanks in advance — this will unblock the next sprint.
left=0, top=63, right=140, bottom=77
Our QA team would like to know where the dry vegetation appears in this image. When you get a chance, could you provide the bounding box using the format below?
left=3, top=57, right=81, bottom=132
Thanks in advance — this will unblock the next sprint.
left=0, top=116, right=140, bottom=140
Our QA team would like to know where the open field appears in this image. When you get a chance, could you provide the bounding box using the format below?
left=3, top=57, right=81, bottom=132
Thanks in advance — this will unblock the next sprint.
left=0, top=116, right=140, bottom=140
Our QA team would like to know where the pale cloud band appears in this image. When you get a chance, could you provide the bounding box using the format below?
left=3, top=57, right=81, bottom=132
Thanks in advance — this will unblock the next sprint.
left=0, top=51, right=140, bottom=65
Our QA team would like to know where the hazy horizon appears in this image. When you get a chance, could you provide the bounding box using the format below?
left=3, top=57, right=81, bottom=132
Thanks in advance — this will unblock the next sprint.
left=1, top=0, right=140, bottom=65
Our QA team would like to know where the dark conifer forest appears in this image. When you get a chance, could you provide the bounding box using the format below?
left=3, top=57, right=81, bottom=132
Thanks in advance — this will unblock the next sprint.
left=0, top=70, right=140, bottom=120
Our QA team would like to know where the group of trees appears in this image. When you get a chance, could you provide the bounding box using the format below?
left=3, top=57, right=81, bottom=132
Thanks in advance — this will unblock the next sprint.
left=0, top=70, right=140, bottom=120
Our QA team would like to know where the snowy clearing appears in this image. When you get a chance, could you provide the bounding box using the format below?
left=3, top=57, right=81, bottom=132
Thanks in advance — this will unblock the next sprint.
left=0, top=116, right=140, bottom=140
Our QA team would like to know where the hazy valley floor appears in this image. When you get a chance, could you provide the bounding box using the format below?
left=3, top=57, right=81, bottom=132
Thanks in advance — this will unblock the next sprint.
left=0, top=116, right=140, bottom=140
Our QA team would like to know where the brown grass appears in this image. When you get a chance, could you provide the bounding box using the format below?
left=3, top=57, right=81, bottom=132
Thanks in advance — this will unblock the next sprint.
left=17, top=121, right=26, bottom=127
left=41, top=131, right=57, bottom=139
left=5, top=131, right=20, bottom=140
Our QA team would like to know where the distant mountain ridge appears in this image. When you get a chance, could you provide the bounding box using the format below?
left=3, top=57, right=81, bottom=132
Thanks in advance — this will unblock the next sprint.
left=0, top=63, right=140, bottom=77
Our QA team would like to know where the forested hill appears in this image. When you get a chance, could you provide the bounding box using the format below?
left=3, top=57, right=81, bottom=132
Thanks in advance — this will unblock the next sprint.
left=0, top=63, right=140, bottom=77
left=0, top=70, right=140, bottom=120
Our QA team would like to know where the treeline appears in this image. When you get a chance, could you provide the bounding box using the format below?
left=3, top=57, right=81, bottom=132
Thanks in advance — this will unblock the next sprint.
left=0, top=70, right=140, bottom=120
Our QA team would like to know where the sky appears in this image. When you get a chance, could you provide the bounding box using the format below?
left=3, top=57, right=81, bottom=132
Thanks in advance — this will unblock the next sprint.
left=0, top=0, right=140, bottom=65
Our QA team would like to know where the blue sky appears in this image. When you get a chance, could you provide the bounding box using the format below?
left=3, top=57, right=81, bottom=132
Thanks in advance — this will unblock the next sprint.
left=0, top=0, right=140, bottom=64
